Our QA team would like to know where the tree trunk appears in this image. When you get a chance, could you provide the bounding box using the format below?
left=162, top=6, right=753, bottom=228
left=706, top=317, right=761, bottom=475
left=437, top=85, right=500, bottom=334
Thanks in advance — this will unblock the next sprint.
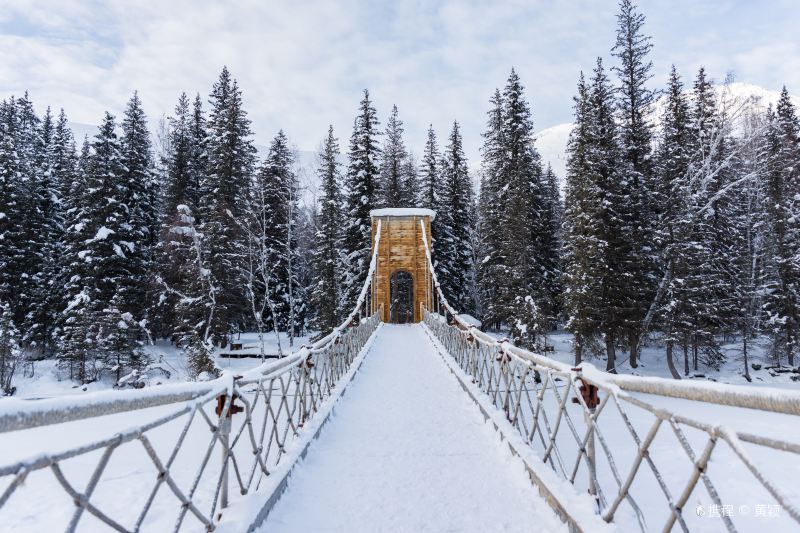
left=605, top=333, right=616, bottom=373
left=666, top=340, right=681, bottom=379
left=742, top=330, right=751, bottom=382
left=574, top=334, right=583, bottom=366
left=683, top=336, right=689, bottom=376
left=692, top=337, right=698, bottom=371
left=629, top=331, right=639, bottom=369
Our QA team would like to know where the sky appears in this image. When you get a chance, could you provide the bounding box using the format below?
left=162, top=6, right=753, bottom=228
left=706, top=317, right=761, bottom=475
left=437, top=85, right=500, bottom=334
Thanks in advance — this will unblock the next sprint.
left=0, top=0, right=798, bottom=163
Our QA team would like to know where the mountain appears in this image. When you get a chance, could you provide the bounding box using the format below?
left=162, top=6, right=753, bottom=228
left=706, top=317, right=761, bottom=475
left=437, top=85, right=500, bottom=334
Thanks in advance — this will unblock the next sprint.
left=534, top=82, right=800, bottom=192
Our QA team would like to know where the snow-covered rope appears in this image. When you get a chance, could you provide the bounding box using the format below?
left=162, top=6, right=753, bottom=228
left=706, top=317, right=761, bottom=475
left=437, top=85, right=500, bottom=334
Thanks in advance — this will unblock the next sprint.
left=421, top=217, right=800, bottom=531
left=0, top=222, right=384, bottom=532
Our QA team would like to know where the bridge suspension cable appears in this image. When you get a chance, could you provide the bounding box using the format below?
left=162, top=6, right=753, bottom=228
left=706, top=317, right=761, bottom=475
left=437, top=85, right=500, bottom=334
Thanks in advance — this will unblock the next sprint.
left=419, top=219, right=800, bottom=532
left=0, top=222, right=385, bottom=532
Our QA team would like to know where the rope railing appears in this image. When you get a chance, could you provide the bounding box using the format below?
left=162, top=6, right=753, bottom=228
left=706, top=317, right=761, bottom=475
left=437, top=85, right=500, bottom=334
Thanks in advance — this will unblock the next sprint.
left=0, top=221, right=384, bottom=532
left=419, top=219, right=800, bottom=533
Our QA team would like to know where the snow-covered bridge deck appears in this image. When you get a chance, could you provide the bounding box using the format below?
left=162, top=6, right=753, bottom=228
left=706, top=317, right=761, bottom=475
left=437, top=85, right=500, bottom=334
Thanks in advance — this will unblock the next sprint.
left=258, top=324, right=567, bottom=533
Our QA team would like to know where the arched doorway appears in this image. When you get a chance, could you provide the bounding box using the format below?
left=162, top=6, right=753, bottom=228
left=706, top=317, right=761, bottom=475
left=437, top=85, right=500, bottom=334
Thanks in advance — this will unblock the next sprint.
left=390, top=270, right=414, bottom=324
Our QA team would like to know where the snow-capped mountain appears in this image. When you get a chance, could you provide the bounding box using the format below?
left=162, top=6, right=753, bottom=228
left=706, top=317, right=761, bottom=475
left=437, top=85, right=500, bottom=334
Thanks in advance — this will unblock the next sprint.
left=534, top=82, right=800, bottom=191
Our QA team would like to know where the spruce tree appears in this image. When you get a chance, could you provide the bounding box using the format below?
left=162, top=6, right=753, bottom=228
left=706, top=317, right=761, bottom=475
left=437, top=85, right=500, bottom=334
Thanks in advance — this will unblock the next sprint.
left=498, top=70, right=554, bottom=347
left=380, top=105, right=409, bottom=207
left=418, top=125, right=443, bottom=266
left=762, top=88, right=800, bottom=367
left=418, top=126, right=441, bottom=211
left=13, top=94, right=42, bottom=330
left=438, top=121, right=474, bottom=313
left=562, top=73, right=602, bottom=364
left=477, top=90, right=507, bottom=329
left=611, top=0, right=657, bottom=366
left=58, top=137, right=99, bottom=382
left=119, top=92, right=156, bottom=320
left=153, top=93, right=207, bottom=342
left=200, top=67, right=256, bottom=343
left=0, top=100, right=23, bottom=327
left=654, top=66, right=693, bottom=377
left=310, top=126, right=345, bottom=331
left=259, top=130, right=305, bottom=339
left=342, top=90, right=381, bottom=311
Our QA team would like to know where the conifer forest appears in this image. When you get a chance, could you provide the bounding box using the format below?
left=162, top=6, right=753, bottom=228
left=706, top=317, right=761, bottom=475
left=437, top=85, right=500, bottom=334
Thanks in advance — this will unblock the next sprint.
left=1, top=0, right=799, bottom=394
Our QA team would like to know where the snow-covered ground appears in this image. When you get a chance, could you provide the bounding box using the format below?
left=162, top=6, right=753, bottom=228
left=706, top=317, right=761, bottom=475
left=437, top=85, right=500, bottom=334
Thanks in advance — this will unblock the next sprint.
left=259, top=324, right=567, bottom=533
left=9, top=331, right=313, bottom=400
left=542, top=330, right=799, bottom=389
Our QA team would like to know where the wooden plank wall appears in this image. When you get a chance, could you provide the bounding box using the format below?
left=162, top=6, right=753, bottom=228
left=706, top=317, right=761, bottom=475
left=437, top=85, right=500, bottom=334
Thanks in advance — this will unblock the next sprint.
left=371, top=215, right=433, bottom=323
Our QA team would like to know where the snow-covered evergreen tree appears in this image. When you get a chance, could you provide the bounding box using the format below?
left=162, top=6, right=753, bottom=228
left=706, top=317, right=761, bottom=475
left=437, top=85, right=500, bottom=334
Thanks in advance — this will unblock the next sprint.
left=153, top=93, right=208, bottom=342
left=437, top=121, right=474, bottom=313
left=342, top=90, right=381, bottom=311
left=418, top=125, right=443, bottom=266
left=200, top=67, right=256, bottom=344
left=0, top=301, right=22, bottom=395
left=762, top=88, right=800, bottom=367
left=477, top=90, right=507, bottom=330
left=653, top=66, right=694, bottom=377
left=380, top=105, right=410, bottom=207
left=310, top=126, right=345, bottom=332
left=259, top=130, right=305, bottom=341
left=611, top=0, right=657, bottom=366
left=562, top=73, right=602, bottom=365
left=0, top=99, right=23, bottom=314
left=119, top=92, right=156, bottom=322
left=58, top=138, right=95, bottom=381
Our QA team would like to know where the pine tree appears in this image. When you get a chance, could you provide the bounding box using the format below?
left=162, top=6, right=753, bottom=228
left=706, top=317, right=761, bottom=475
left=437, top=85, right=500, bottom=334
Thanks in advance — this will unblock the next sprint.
left=0, top=301, right=23, bottom=395
left=13, top=94, right=43, bottom=330
left=438, top=121, right=474, bottom=313
left=611, top=0, right=657, bottom=366
left=498, top=70, right=554, bottom=347
left=562, top=73, right=602, bottom=364
left=310, top=126, right=345, bottom=331
left=119, top=92, right=156, bottom=321
left=654, top=66, right=693, bottom=377
left=380, top=105, right=409, bottom=207
left=259, top=130, right=305, bottom=340
left=342, top=90, right=381, bottom=311
left=0, top=99, right=23, bottom=326
left=153, top=93, right=207, bottom=342
left=418, top=125, right=443, bottom=266
left=683, top=68, right=733, bottom=370
left=402, top=153, right=419, bottom=206
left=418, top=126, right=441, bottom=211
left=49, top=110, right=77, bottom=327
left=762, top=88, right=800, bottom=367
left=58, top=138, right=98, bottom=382
left=477, top=90, right=507, bottom=329
left=200, top=67, right=257, bottom=343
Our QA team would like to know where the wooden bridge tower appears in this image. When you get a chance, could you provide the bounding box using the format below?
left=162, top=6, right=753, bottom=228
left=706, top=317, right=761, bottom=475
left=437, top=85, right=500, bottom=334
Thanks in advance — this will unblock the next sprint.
left=370, top=208, right=435, bottom=323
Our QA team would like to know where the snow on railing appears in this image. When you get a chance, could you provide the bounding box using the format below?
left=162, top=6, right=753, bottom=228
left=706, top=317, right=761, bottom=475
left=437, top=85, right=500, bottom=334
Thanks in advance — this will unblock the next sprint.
left=419, top=219, right=800, bottom=532
left=0, top=222, right=384, bottom=532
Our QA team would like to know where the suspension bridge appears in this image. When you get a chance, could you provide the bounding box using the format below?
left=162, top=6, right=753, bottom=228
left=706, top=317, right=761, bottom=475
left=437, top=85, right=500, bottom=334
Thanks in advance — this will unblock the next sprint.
left=1, top=209, right=799, bottom=532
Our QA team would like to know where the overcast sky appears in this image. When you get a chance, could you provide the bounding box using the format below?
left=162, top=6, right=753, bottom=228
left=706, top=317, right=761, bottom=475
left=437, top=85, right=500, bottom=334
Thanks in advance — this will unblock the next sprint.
left=1, top=0, right=798, bottom=162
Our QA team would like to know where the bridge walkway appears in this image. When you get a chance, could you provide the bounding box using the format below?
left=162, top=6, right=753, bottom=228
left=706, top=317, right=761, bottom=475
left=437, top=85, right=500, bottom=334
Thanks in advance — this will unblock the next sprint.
left=258, top=324, right=567, bottom=533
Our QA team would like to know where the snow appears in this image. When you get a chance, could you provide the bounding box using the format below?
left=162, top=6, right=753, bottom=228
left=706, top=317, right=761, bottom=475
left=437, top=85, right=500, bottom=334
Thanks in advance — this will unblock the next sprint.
left=8, top=331, right=314, bottom=400
left=258, top=324, right=567, bottom=533
left=458, top=313, right=482, bottom=328
left=369, top=207, right=436, bottom=220
left=91, top=226, right=113, bottom=241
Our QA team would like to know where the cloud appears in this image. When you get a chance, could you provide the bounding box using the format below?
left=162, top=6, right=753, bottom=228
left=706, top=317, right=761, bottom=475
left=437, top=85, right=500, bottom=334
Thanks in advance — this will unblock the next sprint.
left=0, top=0, right=797, bottom=166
